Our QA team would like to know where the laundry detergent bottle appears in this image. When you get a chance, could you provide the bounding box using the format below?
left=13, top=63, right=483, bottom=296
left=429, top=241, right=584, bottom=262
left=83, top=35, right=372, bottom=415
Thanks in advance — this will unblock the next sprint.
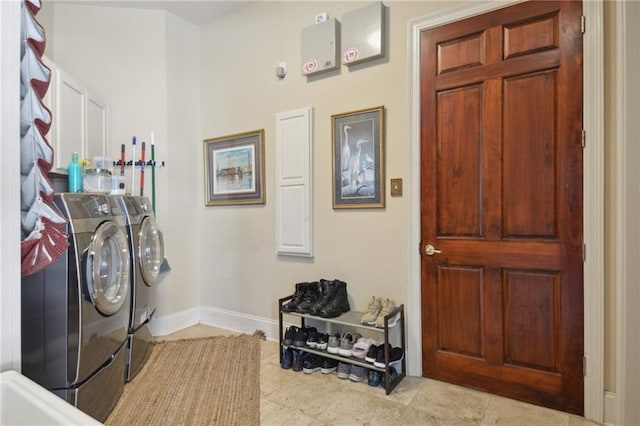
left=68, top=152, right=82, bottom=192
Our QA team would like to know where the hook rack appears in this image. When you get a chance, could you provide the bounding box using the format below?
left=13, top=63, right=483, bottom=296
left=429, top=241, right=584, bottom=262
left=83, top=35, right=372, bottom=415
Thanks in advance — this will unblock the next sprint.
left=112, top=160, right=166, bottom=168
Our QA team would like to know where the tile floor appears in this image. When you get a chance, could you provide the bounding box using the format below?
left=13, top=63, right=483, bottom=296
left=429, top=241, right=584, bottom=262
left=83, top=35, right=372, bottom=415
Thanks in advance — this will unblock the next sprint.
left=160, top=324, right=600, bottom=425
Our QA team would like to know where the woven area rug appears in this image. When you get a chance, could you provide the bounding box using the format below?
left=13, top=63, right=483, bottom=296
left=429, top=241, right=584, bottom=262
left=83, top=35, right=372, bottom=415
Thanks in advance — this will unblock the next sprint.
left=106, top=334, right=262, bottom=425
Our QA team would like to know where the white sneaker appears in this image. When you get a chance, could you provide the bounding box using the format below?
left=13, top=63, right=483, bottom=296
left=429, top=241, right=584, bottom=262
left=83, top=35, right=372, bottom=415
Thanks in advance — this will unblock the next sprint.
left=360, top=296, right=382, bottom=325
left=375, top=298, right=398, bottom=328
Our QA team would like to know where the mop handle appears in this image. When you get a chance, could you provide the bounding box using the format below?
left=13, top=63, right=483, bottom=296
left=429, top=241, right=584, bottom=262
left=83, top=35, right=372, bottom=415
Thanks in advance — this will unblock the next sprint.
left=140, top=142, right=146, bottom=196
left=120, top=144, right=125, bottom=176
left=131, top=136, right=136, bottom=195
left=151, top=133, right=156, bottom=216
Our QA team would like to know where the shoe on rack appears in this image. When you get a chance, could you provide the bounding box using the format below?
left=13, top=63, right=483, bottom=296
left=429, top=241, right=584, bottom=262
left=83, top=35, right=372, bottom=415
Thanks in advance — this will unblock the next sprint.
left=308, top=279, right=337, bottom=316
left=388, top=366, right=399, bottom=384
left=360, top=296, right=382, bottom=325
left=306, top=330, right=319, bottom=348
left=293, top=326, right=316, bottom=347
left=348, top=365, right=368, bottom=382
left=292, top=350, right=306, bottom=372
left=352, top=337, right=376, bottom=359
left=302, top=355, right=323, bottom=374
left=321, top=357, right=339, bottom=374
left=375, top=298, right=399, bottom=328
left=336, top=362, right=351, bottom=379
left=281, top=347, right=293, bottom=369
left=295, top=281, right=320, bottom=313
left=373, top=346, right=404, bottom=369
left=338, top=332, right=362, bottom=357
left=283, top=325, right=298, bottom=346
left=318, top=280, right=351, bottom=318
left=367, top=369, right=382, bottom=387
left=327, top=332, right=342, bottom=354
left=366, top=343, right=390, bottom=364
left=282, top=282, right=311, bottom=312
left=316, top=333, right=329, bottom=351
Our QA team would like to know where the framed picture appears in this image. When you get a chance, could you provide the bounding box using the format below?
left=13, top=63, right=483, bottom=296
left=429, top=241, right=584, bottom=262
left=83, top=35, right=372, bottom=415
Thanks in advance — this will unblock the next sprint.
left=203, top=129, right=265, bottom=206
left=331, top=106, right=385, bottom=208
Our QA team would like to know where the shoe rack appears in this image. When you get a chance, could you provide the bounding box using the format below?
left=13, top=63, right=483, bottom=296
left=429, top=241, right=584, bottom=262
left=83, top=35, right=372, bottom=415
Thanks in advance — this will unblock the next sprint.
left=278, top=296, right=406, bottom=395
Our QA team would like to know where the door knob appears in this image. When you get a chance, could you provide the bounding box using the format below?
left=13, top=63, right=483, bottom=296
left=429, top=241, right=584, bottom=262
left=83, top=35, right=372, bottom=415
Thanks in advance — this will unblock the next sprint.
left=424, top=244, right=442, bottom=256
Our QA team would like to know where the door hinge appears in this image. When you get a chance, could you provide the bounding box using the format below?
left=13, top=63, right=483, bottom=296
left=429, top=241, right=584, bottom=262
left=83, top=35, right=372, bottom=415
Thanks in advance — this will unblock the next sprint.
left=581, top=129, right=586, bottom=148
left=583, top=244, right=586, bottom=262
left=581, top=16, right=586, bottom=34
left=583, top=356, right=587, bottom=376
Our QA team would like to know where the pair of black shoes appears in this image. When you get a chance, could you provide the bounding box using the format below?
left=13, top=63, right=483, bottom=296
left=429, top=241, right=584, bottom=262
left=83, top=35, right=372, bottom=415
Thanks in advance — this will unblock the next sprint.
left=281, top=279, right=351, bottom=318
left=280, top=348, right=338, bottom=374
left=364, top=343, right=404, bottom=368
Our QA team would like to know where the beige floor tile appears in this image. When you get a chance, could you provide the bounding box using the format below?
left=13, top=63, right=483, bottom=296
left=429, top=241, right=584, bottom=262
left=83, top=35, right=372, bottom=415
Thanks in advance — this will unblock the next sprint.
left=261, top=399, right=322, bottom=425
left=157, top=325, right=597, bottom=426
left=482, top=395, right=570, bottom=426
left=408, top=378, right=491, bottom=424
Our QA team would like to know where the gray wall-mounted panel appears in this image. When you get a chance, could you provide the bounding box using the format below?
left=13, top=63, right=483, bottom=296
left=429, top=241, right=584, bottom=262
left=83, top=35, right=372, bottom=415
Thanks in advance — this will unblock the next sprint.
left=302, top=18, right=339, bottom=76
left=342, top=2, right=385, bottom=66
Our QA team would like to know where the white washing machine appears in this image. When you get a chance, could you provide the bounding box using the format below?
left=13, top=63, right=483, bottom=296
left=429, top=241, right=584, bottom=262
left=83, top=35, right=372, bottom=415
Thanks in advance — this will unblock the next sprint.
left=21, top=193, right=131, bottom=423
left=118, top=195, right=164, bottom=382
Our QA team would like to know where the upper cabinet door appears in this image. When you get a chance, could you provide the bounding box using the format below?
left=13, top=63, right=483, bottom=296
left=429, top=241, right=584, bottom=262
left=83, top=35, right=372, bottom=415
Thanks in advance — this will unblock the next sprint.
left=43, top=57, right=108, bottom=170
left=55, top=67, right=85, bottom=169
left=85, top=93, right=107, bottom=162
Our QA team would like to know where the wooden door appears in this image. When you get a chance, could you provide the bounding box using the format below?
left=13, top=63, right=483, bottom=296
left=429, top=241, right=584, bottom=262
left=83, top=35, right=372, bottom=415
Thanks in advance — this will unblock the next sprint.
left=420, top=0, right=584, bottom=414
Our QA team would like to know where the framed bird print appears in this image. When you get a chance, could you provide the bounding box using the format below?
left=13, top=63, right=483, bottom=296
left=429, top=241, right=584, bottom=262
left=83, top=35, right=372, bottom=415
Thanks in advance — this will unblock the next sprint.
left=331, top=106, right=385, bottom=209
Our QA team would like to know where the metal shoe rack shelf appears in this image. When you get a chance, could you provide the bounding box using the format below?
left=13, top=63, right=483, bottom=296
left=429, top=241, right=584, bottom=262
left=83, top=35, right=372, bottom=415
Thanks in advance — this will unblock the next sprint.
left=278, top=295, right=406, bottom=395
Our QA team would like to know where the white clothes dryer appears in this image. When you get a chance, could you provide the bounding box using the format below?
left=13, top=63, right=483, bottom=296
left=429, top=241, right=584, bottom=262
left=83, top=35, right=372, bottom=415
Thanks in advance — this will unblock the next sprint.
left=21, top=193, right=131, bottom=422
left=118, top=195, right=164, bottom=382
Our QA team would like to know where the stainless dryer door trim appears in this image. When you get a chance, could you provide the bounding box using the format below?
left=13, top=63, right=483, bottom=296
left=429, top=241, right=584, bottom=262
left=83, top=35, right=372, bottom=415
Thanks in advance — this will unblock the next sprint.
left=86, top=221, right=130, bottom=315
left=138, top=216, right=164, bottom=286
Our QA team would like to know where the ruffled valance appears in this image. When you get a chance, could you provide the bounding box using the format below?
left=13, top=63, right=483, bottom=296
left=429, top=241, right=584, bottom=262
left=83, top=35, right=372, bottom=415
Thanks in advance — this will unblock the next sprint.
left=20, top=0, right=69, bottom=276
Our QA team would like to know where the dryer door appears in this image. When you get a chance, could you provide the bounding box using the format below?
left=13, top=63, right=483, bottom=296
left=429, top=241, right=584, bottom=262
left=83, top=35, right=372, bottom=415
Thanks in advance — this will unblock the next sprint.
left=86, top=221, right=130, bottom=315
left=139, top=216, right=164, bottom=286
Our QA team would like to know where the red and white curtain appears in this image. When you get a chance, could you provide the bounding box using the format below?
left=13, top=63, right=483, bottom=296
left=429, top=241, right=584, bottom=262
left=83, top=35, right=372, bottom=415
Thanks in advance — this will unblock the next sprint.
left=20, top=0, right=68, bottom=276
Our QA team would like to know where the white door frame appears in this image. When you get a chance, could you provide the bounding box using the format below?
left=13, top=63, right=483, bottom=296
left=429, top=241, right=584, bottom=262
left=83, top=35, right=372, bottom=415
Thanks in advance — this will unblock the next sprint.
left=0, top=0, right=22, bottom=372
left=407, top=1, right=604, bottom=422
left=616, top=2, right=640, bottom=425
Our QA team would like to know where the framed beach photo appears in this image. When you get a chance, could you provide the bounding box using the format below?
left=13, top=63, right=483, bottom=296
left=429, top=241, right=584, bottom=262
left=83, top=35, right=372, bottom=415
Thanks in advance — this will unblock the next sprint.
left=203, top=129, right=265, bottom=206
left=331, top=106, right=385, bottom=209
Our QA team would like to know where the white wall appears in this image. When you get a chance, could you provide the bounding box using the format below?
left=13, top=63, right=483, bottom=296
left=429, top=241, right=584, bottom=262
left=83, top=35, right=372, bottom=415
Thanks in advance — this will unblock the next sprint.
left=162, top=13, right=202, bottom=317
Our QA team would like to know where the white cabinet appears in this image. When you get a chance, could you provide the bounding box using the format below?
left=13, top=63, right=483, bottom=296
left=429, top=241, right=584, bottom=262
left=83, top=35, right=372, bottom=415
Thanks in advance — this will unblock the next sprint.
left=43, top=57, right=107, bottom=170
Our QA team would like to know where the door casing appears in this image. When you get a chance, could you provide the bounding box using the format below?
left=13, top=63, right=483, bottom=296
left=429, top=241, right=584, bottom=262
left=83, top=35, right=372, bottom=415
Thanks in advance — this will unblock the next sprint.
left=407, top=1, right=604, bottom=422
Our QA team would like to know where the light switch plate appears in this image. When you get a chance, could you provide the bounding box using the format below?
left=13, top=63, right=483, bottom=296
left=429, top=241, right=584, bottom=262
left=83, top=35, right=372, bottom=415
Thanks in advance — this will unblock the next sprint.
left=390, top=178, right=402, bottom=196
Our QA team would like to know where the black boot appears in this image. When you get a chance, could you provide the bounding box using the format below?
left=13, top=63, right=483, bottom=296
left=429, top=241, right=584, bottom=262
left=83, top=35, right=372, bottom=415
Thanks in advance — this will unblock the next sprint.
left=282, top=282, right=310, bottom=312
left=309, top=279, right=337, bottom=316
left=319, top=280, right=350, bottom=318
left=295, top=281, right=320, bottom=313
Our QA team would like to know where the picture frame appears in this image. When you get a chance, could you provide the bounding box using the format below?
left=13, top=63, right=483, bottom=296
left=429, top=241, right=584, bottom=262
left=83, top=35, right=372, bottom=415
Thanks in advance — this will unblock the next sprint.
left=331, top=106, right=385, bottom=208
left=203, top=129, right=265, bottom=206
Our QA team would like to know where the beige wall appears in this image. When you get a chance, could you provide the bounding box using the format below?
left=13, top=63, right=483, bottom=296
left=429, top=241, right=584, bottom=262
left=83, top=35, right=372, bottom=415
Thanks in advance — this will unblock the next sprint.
left=198, top=2, right=452, bottom=319
left=39, top=3, right=202, bottom=316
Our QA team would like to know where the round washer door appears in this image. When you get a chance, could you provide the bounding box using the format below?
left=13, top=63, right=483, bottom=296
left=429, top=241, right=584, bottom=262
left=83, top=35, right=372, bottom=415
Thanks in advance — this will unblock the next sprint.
left=139, top=216, right=164, bottom=286
left=86, top=221, right=130, bottom=316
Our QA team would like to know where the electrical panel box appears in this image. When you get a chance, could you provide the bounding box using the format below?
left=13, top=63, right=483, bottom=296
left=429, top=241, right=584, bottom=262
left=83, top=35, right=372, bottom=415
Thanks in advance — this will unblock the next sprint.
left=341, top=2, right=386, bottom=66
left=301, top=18, right=339, bottom=76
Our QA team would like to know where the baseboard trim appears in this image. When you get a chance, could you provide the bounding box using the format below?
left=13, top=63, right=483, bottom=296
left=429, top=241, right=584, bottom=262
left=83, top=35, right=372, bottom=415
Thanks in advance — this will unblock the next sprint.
left=199, top=305, right=279, bottom=340
left=604, top=391, right=618, bottom=426
left=151, top=305, right=279, bottom=341
left=148, top=307, right=199, bottom=337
